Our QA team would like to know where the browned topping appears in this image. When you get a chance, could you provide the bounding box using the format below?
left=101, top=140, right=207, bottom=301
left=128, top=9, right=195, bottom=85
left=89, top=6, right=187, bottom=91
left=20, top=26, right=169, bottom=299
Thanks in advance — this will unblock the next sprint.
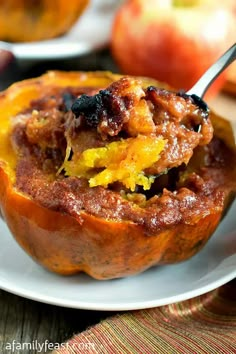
left=9, top=77, right=236, bottom=234
left=69, top=77, right=213, bottom=174
left=25, top=108, right=66, bottom=150
left=71, top=78, right=211, bottom=141
left=10, top=78, right=213, bottom=177
left=13, top=136, right=233, bottom=234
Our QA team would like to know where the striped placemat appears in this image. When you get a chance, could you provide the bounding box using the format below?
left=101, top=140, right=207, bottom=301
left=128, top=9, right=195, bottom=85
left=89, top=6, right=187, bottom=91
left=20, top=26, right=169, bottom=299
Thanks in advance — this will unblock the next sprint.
left=53, top=279, right=236, bottom=354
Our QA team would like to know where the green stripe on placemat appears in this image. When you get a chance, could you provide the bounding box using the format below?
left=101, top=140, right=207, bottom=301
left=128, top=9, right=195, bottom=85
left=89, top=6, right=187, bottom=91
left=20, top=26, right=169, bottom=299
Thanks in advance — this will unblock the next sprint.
left=53, top=280, right=236, bottom=354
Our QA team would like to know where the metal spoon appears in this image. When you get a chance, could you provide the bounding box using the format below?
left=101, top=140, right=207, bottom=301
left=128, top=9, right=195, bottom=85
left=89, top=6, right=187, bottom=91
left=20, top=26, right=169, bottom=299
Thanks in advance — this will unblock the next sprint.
left=183, top=42, right=236, bottom=143
left=186, top=42, right=236, bottom=102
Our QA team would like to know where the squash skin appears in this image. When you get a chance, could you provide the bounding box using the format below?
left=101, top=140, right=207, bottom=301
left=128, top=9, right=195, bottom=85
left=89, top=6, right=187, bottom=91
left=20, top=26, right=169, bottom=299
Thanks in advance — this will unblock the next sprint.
left=0, top=0, right=89, bottom=42
left=0, top=171, right=221, bottom=279
left=0, top=71, right=235, bottom=280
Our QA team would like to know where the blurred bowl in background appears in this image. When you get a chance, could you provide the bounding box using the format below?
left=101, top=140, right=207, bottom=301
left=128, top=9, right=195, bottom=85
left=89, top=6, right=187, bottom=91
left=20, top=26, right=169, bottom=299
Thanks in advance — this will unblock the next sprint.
left=111, top=0, right=236, bottom=98
left=0, top=0, right=90, bottom=42
left=0, top=0, right=121, bottom=62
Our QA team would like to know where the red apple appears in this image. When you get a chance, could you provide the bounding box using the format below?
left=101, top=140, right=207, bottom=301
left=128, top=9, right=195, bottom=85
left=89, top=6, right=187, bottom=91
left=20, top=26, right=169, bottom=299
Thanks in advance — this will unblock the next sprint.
left=111, top=0, right=235, bottom=97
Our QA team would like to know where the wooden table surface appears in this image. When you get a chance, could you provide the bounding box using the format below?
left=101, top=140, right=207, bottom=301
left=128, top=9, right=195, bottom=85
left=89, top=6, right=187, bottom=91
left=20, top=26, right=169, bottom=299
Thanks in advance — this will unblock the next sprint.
left=0, top=49, right=235, bottom=354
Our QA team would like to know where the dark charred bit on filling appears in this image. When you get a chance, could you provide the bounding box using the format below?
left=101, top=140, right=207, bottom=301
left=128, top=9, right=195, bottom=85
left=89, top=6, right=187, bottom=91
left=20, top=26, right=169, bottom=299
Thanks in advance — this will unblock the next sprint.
left=71, top=92, right=102, bottom=127
left=71, top=88, right=131, bottom=137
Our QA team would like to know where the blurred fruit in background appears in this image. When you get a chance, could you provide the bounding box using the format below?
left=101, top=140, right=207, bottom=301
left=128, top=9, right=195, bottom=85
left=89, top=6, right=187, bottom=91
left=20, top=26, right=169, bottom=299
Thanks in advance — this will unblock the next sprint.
left=0, top=0, right=90, bottom=42
left=224, top=63, right=236, bottom=96
left=111, top=0, right=235, bottom=97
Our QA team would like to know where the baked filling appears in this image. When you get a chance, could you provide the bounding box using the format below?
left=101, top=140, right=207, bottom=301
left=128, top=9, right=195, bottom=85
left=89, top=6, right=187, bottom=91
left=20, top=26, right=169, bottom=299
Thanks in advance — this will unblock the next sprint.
left=10, top=77, right=235, bottom=234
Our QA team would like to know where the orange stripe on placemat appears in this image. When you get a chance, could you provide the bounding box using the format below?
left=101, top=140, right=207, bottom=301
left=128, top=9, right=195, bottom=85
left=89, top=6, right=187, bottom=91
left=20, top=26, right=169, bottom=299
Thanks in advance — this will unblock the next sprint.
left=53, top=280, right=236, bottom=354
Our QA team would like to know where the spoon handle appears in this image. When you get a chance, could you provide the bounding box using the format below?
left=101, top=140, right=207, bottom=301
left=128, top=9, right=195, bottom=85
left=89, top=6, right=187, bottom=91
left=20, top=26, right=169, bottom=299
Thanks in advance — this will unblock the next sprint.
left=187, top=43, right=236, bottom=98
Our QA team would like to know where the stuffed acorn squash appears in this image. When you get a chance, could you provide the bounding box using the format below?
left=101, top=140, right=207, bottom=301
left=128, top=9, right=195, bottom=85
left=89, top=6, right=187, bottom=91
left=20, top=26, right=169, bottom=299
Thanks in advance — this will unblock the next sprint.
left=0, top=71, right=235, bottom=279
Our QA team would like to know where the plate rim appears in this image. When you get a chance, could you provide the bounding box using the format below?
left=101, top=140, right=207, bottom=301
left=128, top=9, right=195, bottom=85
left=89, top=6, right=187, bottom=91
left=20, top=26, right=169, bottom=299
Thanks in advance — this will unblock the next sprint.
left=0, top=268, right=235, bottom=311
left=0, top=200, right=235, bottom=311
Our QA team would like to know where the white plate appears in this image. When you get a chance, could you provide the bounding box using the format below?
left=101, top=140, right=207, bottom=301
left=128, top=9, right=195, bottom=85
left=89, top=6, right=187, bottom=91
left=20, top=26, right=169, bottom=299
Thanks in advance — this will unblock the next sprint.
left=0, top=200, right=235, bottom=311
left=0, top=0, right=119, bottom=60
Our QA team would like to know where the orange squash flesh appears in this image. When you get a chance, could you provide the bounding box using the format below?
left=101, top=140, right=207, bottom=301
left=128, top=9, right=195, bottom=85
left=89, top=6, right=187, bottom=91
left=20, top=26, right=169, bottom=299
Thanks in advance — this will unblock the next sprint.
left=0, top=71, right=235, bottom=280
